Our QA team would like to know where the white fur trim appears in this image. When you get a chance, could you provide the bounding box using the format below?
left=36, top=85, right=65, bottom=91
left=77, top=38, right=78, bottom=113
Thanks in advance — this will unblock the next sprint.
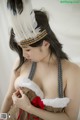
left=42, top=97, right=70, bottom=108
left=15, top=76, right=70, bottom=108
left=17, top=77, right=44, bottom=99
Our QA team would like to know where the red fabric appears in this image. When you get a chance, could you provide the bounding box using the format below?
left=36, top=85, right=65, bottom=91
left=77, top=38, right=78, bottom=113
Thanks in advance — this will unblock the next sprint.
left=27, top=113, right=30, bottom=119
left=17, top=109, right=23, bottom=120
left=17, top=96, right=44, bottom=120
left=33, top=115, right=39, bottom=120
left=26, top=96, right=45, bottom=120
left=31, top=96, right=45, bottom=109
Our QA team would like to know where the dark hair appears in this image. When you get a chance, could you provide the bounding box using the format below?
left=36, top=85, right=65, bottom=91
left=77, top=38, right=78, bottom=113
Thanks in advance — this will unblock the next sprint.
left=9, top=10, right=68, bottom=71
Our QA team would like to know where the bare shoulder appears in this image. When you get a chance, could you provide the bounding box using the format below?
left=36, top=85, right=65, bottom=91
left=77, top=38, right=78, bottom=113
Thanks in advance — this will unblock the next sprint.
left=62, top=59, right=80, bottom=80
left=62, top=60, right=80, bottom=120
left=12, top=57, right=32, bottom=72
left=4, top=57, right=21, bottom=98
left=12, top=57, right=21, bottom=75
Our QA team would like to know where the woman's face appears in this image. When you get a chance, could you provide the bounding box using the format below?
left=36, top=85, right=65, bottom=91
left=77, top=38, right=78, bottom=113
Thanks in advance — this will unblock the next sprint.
left=18, top=40, right=50, bottom=62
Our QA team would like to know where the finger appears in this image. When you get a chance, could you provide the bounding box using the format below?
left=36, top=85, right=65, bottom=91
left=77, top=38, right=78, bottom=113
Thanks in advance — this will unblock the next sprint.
left=12, top=92, right=17, bottom=97
left=12, top=95, right=18, bottom=104
left=13, top=90, right=20, bottom=97
left=12, top=94, right=16, bottom=100
left=19, top=90, right=24, bottom=96
left=12, top=93, right=18, bottom=100
left=15, top=90, right=20, bottom=95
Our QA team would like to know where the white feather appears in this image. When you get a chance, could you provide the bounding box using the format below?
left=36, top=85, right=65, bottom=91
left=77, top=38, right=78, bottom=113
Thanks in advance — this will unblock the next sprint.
left=8, top=0, right=41, bottom=42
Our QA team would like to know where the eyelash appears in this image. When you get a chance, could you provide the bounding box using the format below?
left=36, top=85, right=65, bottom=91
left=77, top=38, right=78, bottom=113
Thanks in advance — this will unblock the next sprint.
left=26, top=49, right=30, bottom=51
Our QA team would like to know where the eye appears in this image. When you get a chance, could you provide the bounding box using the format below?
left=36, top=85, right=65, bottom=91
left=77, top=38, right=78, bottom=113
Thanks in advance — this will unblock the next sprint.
left=26, top=49, right=30, bottom=52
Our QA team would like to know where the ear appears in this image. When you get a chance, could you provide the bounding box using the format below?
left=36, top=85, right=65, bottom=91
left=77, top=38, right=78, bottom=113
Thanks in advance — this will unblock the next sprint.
left=42, top=40, right=50, bottom=48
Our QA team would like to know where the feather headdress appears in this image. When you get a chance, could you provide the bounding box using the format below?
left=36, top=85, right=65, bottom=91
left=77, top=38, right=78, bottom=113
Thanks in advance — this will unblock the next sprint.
left=7, top=0, right=47, bottom=47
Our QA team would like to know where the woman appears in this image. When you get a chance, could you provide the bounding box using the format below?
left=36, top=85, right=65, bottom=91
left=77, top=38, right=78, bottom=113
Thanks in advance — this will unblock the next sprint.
left=0, top=0, right=80, bottom=120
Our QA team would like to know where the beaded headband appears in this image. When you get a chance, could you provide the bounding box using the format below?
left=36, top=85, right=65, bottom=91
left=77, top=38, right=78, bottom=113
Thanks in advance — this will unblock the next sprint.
left=19, top=30, right=47, bottom=47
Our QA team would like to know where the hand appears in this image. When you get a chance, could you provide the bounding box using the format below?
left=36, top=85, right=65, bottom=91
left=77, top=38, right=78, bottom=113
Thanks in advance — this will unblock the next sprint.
left=12, top=89, right=32, bottom=112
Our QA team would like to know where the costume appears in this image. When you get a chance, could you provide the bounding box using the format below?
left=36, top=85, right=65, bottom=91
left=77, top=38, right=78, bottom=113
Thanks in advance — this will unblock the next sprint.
left=7, top=0, right=70, bottom=119
left=7, top=62, right=70, bottom=120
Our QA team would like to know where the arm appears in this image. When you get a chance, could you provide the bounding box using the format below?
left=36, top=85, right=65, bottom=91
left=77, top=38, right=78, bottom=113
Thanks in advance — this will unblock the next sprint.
left=12, top=90, right=70, bottom=120
left=0, top=57, right=20, bottom=113
left=29, top=105, right=69, bottom=120
left=64, top=64, right=80, bottom=120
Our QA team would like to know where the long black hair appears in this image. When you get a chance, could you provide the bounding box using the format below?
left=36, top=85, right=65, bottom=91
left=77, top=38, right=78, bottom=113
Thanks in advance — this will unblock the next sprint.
left=8, top=0, right=68, bottom=71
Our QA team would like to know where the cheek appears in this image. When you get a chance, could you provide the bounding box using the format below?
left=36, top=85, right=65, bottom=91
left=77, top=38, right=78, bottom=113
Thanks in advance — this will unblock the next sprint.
left=30, top=49, right=43, bottom=61
left=35, top=50, right=43, bottom=60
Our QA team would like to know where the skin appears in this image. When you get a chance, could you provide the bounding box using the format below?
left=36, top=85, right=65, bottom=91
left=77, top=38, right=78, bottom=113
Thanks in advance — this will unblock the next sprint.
left=0, top=40, right=80, bottom=120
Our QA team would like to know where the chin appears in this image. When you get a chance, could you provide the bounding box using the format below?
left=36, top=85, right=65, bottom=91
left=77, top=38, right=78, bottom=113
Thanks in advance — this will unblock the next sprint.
left=31, top=60, right=39, bottom=62
left=27, top=58, right=41, bottom=62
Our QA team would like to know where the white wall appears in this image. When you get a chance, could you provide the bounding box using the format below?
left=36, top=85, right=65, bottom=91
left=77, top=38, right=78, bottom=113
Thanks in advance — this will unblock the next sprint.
left=0, top=0, right=17, bottom=107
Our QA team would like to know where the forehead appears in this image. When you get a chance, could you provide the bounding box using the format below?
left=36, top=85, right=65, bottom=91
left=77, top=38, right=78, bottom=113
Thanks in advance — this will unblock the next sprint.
left=17, top=42, right=31, bottom=48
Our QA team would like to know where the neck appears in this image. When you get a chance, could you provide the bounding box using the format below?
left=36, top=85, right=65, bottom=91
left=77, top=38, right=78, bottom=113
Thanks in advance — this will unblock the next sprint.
left=39, top=53, right=58, bottom=65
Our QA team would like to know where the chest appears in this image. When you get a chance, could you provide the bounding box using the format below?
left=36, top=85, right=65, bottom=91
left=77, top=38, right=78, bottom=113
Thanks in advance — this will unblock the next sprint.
left=32, top=64, right=66, bottom=99
left=19, top=62, right=66, bottom=99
